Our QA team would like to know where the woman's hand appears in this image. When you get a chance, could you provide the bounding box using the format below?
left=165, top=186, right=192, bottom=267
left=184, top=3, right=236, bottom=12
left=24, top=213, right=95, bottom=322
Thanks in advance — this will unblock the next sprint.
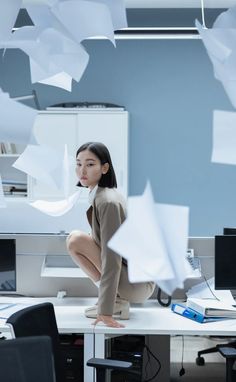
left=93, top=315, right=125, bottom=328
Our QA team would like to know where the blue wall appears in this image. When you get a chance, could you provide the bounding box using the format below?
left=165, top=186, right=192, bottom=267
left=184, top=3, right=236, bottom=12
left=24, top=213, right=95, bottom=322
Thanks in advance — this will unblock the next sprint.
left=1, top=34, right=235, bottom=236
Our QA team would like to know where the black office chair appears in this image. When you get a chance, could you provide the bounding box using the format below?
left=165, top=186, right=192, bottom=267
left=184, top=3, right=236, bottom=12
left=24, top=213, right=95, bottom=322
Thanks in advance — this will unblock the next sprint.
left=6, top=302, right=132, bottom=382
left=6, top=303, right=65, bottom=382
left=0, top=336, right=56, bottom=382
left=87, top=358, right=132, bottom=382
left=218, top=346, right=236, bottom=382
left=196, top=338, right=236, bottom=366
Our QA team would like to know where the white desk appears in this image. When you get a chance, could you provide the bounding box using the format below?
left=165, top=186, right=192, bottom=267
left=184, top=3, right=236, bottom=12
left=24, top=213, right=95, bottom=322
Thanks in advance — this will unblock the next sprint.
left=92, top=300, right=236, bottom=382
left=1, top=297, right=236, bottom=382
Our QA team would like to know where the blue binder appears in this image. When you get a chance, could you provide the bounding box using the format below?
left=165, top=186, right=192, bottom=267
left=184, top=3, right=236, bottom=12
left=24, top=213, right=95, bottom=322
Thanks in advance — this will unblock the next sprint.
left=171, top=303, right=225, bottom=323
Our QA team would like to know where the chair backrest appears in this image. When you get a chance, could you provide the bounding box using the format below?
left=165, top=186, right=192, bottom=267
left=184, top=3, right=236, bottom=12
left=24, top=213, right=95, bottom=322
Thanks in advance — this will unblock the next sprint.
left=0, top=336, right=56, bottom=382
left=6, top=302, right=65, bottom=382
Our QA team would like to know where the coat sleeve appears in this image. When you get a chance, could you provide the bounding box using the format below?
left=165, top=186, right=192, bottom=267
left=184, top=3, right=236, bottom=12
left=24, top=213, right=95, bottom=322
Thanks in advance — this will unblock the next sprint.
left=97, top=201, right=123, bottom=316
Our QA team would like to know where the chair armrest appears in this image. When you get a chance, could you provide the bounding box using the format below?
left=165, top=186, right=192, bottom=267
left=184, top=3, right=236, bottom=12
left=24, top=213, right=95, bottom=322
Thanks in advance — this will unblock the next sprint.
left=218, top=347, right=236, bottom=359
left=87, top=358, right=132, bottom=370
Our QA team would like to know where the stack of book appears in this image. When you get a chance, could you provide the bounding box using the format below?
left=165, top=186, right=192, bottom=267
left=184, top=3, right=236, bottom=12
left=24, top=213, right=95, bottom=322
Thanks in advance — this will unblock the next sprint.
left=2, top=180, right=27, bottom=197
left=172, top=298, right=236, bottom=323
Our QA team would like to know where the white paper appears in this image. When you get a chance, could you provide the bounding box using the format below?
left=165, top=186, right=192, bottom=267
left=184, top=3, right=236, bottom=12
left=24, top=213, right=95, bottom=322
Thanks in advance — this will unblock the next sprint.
left=0, top=89, right=37, bottom=145
left=211, top=110, right=236, bottom=165
left=108, top=182, right=190, bottom=295
left=88, top=0, right=127, bottom=30
left=38, top=72, right=73, bottom=91
left=0, top=175, right=7, bottom=208
left=186, top=277, right=236, bottom=304
left=30, top=191, right=81, bottom=217
left=213, top=6, right=236, bottom=29
left=196, top=10, right=236, bottom=108
left=7, top=26, right=88, bottom=91
left=0, top=0, right=22, bottom=40
left=25, top=2, right=56, bottom=29
left=52, top=0, right=115, bottom=45
left=38, top=27, right=89, bottom=82
left=13, top=144, right=65, bottom=188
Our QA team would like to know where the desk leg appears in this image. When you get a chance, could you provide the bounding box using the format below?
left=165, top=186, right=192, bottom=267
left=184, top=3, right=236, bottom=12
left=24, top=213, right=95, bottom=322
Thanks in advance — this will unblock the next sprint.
left=145, top=335, right=170, bottom=382
left=84, top=333, right=95, bottom=382
left=94, top=333, right=106, bottom=358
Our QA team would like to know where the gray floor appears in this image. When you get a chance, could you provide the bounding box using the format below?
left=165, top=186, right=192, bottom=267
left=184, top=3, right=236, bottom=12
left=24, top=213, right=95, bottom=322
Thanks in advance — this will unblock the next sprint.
left=170, top=336, right=228, bottom=382
left=170, top=362, right=225, bottom=382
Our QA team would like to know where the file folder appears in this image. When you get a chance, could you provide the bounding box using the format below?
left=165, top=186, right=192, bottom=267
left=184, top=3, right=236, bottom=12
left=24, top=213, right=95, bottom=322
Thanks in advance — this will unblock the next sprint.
left=171, top=303, right=226, bottom=323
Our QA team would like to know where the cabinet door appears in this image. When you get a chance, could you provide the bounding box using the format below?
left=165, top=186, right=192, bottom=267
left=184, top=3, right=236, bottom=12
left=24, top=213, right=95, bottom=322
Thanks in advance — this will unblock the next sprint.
left=29, top=113, right=79, bottom=200
left=77, top=112, right=128, bottom=198
left=28, top=111, right=129, bottom=200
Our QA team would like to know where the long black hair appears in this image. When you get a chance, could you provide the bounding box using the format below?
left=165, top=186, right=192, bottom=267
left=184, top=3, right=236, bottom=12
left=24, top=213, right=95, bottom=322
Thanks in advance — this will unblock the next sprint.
left=76, top=142, right=117, bottom=188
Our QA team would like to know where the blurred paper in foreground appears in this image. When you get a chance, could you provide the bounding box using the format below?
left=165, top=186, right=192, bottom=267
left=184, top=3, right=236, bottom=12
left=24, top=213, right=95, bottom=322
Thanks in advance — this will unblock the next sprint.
left=108, top=183, right=190, bottom=295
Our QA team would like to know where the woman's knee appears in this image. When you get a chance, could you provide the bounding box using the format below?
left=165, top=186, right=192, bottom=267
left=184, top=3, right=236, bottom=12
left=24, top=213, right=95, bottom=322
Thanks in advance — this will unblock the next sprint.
left=66, top=230, right=87, bottom=252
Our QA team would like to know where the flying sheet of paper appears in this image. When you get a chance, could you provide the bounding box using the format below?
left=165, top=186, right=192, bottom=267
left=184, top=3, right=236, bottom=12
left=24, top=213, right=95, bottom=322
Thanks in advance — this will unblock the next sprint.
left=8, top=25, right=89, bottom=91
left=0, top=176, right=6, bottom=208
left=51, top=0, right=115, bottom=45
left=24, top=2, right=56, bottom=29
left=30, top=190, right=81, bottom=217
left=108, top=183, right=190, bottom=295
left=211, top=110, right=236, bottom=165
left=90, top=0, right=128, bottom=30
left=0, top=0, right=22, bottom=40
left=186, top=277, right=236, bottom=304
left=0, top=89, right=37, bottom=145
left=13, top=144, right=65, bottom=188
left=37, top=72, right=73, bottom=91
left=196, top=7, right=236, bottom=108
left=214, top=6, right=236, bottom=29
left=37, top=27, right=89, bottom=82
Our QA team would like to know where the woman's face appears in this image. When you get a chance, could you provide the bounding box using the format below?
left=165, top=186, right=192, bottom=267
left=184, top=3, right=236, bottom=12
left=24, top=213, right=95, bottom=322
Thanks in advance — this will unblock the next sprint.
left=76, top=149, right=109, bottom=189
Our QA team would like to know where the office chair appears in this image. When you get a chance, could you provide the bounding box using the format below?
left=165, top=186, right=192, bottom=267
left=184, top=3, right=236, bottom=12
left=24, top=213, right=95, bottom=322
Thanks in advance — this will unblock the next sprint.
left=0, top=336, right=56, bottom=382
left=6, top=303, right=65, bottom=382
left=87, top=358, right=132, bottom=382
left=196, top=339, right=236, bottom=366
left=218, top=346, right=236, bottom=382
left=6, top=302, right=133, bottom=382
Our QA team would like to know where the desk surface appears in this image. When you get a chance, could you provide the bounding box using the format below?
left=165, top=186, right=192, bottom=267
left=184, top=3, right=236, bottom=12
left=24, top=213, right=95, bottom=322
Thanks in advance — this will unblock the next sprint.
left=0, top=297, right=236, bottom=336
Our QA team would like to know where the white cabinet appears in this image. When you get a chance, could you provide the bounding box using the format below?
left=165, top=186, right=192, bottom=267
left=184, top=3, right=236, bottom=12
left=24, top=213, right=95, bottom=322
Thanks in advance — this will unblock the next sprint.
left=28, top=110, right=129, bottom=200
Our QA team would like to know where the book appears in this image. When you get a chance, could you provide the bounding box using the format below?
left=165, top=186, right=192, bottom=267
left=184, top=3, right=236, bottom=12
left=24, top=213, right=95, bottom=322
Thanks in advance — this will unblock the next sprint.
left=186, top=298, right=236, bottom=317
left=171, top=303, right=226, bottom=323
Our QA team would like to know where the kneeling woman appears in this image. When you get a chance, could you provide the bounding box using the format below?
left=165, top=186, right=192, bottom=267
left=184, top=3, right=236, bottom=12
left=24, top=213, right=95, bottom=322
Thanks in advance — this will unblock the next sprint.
left=67, top=142, right=155, bottom=327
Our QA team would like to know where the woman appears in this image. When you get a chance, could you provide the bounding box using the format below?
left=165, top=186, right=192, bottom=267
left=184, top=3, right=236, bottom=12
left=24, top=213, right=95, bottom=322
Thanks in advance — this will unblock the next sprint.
left=67, top=142, right=155, bottom=327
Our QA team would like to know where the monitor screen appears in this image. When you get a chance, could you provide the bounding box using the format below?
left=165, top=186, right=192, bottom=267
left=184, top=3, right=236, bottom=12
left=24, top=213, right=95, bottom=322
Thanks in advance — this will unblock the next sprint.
left=0, top=239, right=16, bottom=292
left=215, top=235, right=236, bottom=290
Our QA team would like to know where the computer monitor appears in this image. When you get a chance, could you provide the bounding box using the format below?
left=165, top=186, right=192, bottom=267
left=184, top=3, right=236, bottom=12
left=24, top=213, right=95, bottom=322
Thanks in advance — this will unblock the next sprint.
left=223, top=227, right=236, bottom=235
left=0, top=239, right=16, bottom=292
left=215, top=235, right=236, bottom=290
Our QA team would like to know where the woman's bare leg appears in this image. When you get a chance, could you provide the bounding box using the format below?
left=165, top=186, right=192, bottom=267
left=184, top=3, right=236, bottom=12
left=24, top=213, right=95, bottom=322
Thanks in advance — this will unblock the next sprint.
left=67, top=230, right=101, bottom=282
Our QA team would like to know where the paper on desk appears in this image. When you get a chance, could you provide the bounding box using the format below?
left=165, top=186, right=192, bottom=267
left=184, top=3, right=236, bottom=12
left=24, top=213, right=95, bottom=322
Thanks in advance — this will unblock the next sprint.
left=30, top=191, right=81, bottom=217
left=186, top=277, right=236, bottom=304
left=108, top=182, right=191, bottom=295
left=0, top=175, right=6, bottom=209
left=211, top=110, right=236, bottom=165
left=0, top=89, right=37, bottom=145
